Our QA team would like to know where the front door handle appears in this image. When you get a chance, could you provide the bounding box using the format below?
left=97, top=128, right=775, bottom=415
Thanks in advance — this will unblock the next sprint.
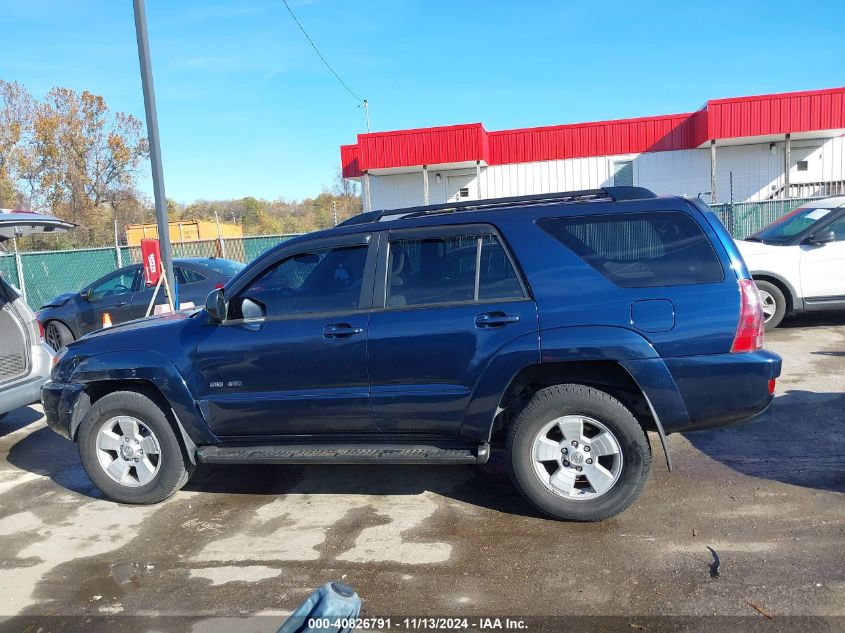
left=475, top=312, right=520, bottom=328
left=323, top=323, right=364, bottom=339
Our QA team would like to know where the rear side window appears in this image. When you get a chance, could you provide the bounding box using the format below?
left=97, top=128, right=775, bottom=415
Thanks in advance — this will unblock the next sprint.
left=175, top=267, right=207, bottom=285
left=387, top=233, right=525, bottom=308
left=538, top=212, right=724, bottom=287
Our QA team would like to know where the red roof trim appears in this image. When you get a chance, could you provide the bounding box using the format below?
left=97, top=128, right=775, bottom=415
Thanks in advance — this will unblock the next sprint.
left=359, top=122, right=484, bottom=139
left=341, top=87, right=845, bottom=177
left=485, top=111, right=695, bottom=136
left=707, top=86, right=845, bottom=105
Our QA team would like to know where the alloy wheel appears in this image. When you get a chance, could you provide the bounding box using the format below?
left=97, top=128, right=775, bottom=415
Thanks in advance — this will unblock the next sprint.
left=531, top=415, right=623, bottom=500
left=95, top=416, right=161, bottom=487
left=758, top=289, right=776, bottom=323
left=45, top=323, right=64, bottom=350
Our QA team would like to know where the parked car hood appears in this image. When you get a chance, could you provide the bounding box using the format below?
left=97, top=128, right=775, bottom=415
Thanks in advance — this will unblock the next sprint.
left=0, top=209, right=76, bottom=242
left=40, top=292, right=76, bottom=309
left=736, top=239, right=783, bottom=256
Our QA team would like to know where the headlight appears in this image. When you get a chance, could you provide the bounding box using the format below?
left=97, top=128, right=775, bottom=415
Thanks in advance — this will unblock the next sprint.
left=50, top=347, right=73, bottom=381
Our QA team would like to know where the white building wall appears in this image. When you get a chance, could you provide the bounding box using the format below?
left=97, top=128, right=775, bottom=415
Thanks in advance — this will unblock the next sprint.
left=364, top=136, right=845, bottom=210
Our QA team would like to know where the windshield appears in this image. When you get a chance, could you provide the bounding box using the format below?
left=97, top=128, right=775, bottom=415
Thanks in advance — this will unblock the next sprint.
left=749, top=206, right=833, bottom=244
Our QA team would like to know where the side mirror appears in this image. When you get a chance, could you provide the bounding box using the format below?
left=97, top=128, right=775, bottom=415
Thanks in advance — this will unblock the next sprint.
left=807, top=229, right=835, bottom=245
left=205, top=288, right=227, bottom=322
left=79, top=288, right=91, bottom=301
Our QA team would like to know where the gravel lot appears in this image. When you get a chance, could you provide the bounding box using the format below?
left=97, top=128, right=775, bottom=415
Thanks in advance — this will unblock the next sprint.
left=0, top=315, right=843, bottom=631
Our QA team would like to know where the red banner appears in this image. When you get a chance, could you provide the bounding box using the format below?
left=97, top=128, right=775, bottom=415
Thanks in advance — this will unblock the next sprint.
left=140, top=239, right=162, bottom=286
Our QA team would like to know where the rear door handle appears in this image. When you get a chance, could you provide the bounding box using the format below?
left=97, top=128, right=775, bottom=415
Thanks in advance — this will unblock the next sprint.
left=475, top=312, right=520, bottom=328
left=323, top=323, right=364, bottom=339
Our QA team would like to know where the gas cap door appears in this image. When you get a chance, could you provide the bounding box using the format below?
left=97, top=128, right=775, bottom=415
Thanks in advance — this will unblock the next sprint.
left=631, top=299, right=675, bottom=333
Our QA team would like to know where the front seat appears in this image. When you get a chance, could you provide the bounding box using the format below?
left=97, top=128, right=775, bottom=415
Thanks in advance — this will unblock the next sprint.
left=388, top=247, right=408, bottom=307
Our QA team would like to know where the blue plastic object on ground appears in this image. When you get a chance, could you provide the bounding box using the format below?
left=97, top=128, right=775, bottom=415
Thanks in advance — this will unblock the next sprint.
left=277, top=581, right=362, bottom=633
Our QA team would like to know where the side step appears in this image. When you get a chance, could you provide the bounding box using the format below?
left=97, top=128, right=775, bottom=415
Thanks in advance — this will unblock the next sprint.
left=196, top=443, right=489, bottom=465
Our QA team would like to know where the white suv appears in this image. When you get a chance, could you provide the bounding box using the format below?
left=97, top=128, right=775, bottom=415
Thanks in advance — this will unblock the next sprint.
left=736, top=197, right=845, bottom=329
left=0, top=209, right=74, bottom=418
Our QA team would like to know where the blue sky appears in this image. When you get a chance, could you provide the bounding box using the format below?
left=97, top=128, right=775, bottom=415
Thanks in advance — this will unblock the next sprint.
left=2, top=0, right=842, bottom=203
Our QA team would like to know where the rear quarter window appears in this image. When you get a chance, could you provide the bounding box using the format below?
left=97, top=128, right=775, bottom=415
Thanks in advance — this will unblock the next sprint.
left=537, top=211, right=724, bottom=287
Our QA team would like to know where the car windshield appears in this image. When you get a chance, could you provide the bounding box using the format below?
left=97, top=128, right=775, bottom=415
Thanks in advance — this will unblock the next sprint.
left=748, top=206, right=834, bottom=244
left=197, top=258, right=246, bottom=276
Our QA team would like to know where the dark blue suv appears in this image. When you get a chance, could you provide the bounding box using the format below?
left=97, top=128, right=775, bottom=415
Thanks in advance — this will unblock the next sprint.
left=42, top=187, right=781, bottom=521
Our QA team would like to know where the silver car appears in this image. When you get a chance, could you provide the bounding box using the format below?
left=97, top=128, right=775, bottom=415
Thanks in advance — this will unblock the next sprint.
left=0, top=210, right=74, bottom=418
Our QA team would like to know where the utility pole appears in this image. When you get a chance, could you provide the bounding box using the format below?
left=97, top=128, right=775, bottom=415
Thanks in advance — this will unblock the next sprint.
left=710, top=140, right=717, bottom=205
left=133, top=0, right=177, bottom=308
left=114, top=219, right=122, bottom=268
left=783, top=133, right=791, bottom=200
left=214, top=210, right=227, bottom=258
left=332, top=200, right=338, bottom=226
left=362, top=99, right=370, bottom=133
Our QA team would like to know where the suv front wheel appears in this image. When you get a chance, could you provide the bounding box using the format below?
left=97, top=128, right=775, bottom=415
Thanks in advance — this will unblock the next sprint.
left=754, top=279, right=786, bottom=331
left=78, top=390, right=194, bottom=504
left=507, top=384, right=651, bottom=521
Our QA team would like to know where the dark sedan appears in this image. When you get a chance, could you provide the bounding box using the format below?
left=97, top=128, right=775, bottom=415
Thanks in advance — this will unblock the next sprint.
left=38, top=257, right=244, bottom=349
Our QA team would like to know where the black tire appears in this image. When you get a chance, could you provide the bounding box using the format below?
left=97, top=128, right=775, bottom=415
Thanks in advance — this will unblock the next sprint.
left=507, top=384, right=651, bottom=522
left=754, top=280, right=786, bottom=331
left=45, top=320, right=74, bottom=350
left=77, top=390, right=194, bottom=504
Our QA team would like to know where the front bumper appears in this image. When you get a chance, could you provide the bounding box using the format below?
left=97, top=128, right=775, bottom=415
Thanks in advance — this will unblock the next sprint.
left=41, top=380, right=87, bottom=440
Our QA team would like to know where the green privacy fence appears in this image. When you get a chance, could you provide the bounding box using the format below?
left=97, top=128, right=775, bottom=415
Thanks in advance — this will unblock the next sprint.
left=0, top=233, right=299, bottom=310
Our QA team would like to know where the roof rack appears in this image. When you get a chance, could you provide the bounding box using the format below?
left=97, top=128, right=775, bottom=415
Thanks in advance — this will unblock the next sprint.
left=338, top=186, right=657, bottom=226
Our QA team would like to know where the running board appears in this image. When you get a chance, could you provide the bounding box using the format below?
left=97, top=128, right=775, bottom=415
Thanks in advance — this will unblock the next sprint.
left=196, top=443, right=489, bottom=465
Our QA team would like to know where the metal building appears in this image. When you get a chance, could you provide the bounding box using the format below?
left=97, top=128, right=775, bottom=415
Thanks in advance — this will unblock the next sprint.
left=340, top=87, right=845, bottom=211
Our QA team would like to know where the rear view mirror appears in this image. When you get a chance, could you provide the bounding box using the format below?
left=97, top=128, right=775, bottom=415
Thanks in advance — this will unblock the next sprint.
left=205, top=288, right=227, bottom=321
left=807, top=229, right=835, bottom=245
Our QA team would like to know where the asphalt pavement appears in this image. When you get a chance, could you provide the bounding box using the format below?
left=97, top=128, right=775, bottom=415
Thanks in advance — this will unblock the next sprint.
left=0, top=315, right=842, bottom=632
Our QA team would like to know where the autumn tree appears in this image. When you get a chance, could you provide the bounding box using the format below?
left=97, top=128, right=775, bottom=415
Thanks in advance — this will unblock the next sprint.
left=1, top=80, right=150, bottom=246
left=0, top=80, right=33, bottom=208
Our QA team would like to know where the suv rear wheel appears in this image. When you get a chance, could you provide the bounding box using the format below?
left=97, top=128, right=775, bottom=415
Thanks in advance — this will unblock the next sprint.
left=78, top=390, right=194, bottom=504
left=507, top=384, right=651, bottom=521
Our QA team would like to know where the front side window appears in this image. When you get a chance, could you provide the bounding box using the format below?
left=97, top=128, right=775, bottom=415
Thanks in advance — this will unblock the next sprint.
left=386, top=233, right=524, bottom=308
left=89, top=268, right=138, bottom=300
left=538, top=212, right=724, bottom=287
left=231, top=244, right=368, bottom=319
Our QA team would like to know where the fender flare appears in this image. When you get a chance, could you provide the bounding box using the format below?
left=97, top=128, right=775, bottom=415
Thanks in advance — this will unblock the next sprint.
left=464, top=325, right=684, bottom=471
left=68, top=350, right=215, bottom=454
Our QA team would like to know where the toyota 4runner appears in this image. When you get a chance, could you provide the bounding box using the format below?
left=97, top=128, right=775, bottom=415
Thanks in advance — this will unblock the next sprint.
left=43, top=187, right=782, bottom=521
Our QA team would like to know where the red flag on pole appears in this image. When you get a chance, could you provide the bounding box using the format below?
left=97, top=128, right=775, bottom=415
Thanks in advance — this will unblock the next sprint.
left=140, top=238, right=162, bottom=286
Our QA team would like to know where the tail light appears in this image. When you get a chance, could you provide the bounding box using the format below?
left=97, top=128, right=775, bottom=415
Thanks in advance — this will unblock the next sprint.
left=36, top=319, right=45, bottom=342
left=731, top=279, right=764, bottom=352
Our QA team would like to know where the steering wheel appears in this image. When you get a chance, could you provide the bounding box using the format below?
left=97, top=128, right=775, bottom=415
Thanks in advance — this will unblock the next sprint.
left=104, top=283, right=131, bottom=298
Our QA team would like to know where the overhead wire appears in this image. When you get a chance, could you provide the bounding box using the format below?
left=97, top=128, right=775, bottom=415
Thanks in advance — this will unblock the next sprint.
left=280, top=0, right=364, bottom=104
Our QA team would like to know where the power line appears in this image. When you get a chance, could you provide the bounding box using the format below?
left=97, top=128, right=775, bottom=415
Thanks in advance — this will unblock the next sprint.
left=280, top=0, right=364, bottom=104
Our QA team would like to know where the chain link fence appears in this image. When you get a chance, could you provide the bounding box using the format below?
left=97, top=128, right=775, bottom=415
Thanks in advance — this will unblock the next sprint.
left=0, top=197, right=832, bottom=310
left=0, top=234, right=299, bottom=310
